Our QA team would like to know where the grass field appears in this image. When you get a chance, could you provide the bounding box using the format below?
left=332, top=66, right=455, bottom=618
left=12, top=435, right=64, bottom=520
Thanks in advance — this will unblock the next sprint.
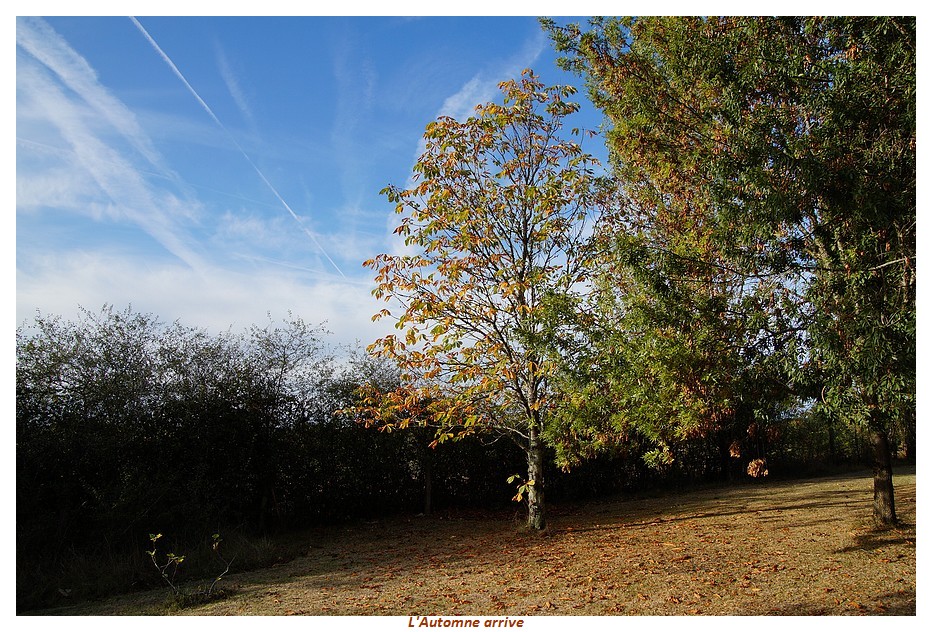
left=28, top=466, right=916, bottom=616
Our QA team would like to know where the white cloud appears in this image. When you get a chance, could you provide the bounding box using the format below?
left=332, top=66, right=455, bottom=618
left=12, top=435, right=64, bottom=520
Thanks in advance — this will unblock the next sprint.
left=436, top=75, right=496, bottom=122
left=15, top=145, right=100, bottom=214
left=216, top=210, right=291, bottom=248
left=16, top=251, right=392, bottom=350
left=215, top=43, right=256, bottom=128
left=384, top=28, right=548, bottom=260
left=17, top=17, right=169, bottom=175
left=436, top=27, right=548, bottom=122
left=16, top=17, right=378, bottom=349
left=129, top=16, right=347, bottom=279
left=17, top=18, right=207, bottom=270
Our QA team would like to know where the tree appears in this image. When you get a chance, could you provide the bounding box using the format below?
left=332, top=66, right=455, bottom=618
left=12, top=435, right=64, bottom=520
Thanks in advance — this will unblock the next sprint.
left=545, top=16, right=915, bottom=525
left=16, top=306, right=166, bottom=554
left=542, top=229, right=795, bottom=481
left=362, top=70, right=607, bottom=530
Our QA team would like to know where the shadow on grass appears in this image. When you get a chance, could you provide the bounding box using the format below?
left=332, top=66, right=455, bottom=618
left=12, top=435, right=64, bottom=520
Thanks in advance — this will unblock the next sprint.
left=27, top=466, right=915, bottom=615
left=560, top=490, right=867, bottom=534
left=835, top=522, right=916, bottom=554
left=556, top=466, right=915, bottom=536
left=763, top=589, right=915, bottom=616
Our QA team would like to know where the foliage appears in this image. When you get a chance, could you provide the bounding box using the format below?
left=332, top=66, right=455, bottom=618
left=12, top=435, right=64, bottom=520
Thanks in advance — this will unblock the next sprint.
left=147, top=532, right=234, bottom=607
left=544, top=16, right=914, bottom=522
left=362, top=69, right=608, bottom=529
left=17, top=19, right=915, bottom=607
left=16, top=305, right=572, bottom=609
left=16, top=304, right=881, bottom=611
left=147, top=533, right=186, bottom=597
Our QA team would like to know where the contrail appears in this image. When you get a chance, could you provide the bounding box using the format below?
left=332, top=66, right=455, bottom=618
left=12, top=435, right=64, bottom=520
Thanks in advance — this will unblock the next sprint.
left=129, top=16, right=346, bottom=279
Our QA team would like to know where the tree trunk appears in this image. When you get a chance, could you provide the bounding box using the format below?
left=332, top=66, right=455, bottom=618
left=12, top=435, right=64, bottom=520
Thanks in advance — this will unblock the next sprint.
left=871, top=427, right=897, bottom=527
left=526, top=426, right=545, bottom=531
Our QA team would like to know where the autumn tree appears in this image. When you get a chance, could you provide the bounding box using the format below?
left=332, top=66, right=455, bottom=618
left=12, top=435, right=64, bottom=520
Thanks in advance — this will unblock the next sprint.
left=545, top=16, right=915, bottom=525
left=362, top=70, right=606, bottom=530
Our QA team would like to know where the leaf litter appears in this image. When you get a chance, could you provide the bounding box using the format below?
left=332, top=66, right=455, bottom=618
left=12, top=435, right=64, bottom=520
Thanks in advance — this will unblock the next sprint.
left=42, top=466, right=915, bottom=616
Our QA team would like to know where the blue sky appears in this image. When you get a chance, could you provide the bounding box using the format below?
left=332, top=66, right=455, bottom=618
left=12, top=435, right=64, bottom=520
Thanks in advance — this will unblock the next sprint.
left=16, top=14, right=608, bottom=349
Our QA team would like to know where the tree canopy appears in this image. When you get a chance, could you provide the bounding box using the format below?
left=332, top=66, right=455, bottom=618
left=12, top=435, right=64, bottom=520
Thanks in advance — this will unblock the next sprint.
left=362, top=70, right=609, bottom=529
left=544, top=16, right=915, bottom=525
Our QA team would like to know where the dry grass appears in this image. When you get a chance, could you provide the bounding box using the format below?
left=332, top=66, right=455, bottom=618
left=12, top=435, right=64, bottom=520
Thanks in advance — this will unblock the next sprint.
left=30, top=466, right=916, bottom=616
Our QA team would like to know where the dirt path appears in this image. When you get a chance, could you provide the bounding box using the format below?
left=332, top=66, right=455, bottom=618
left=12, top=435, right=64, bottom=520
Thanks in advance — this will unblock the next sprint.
left=39, top=466, right=916, bottom=616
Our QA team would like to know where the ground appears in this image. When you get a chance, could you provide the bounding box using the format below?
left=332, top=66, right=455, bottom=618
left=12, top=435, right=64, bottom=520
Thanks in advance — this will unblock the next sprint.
left=30, top=466, right=916, bottom=616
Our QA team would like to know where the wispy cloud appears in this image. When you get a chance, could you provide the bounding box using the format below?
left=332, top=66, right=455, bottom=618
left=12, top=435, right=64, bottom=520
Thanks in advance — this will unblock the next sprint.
left=16, top=17, right=167, bottom=172
left=130, top=16, right=347, bottom=279
left=16, top=17, right=207, bottom=270
left=410, top=27, right=548, bottom=181
left=330, top=33, right=378, bottom=209
left=215, top=42, right=256, bottom=128
left=437, top=28, right=548, bottom=121
left=386, top=28, right=548, bottom=257
left=16, top=139, right=102, bottom=213
left=17, top=16, right=367, bottom=346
